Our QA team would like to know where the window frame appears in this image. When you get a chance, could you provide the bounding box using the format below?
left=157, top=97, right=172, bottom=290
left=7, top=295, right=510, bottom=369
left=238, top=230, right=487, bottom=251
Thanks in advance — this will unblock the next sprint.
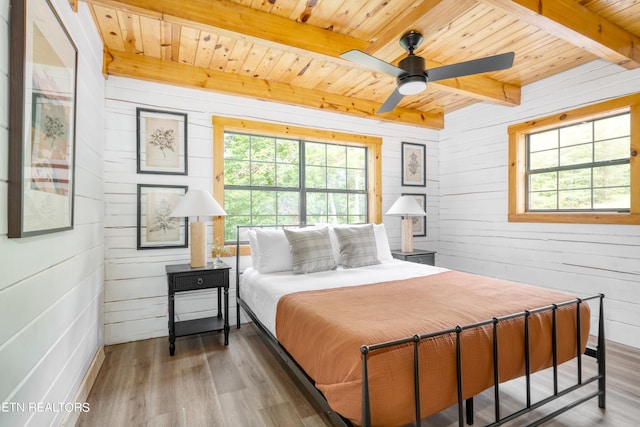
left=212, top=117, right=383, bottom=253
left=508, top=93, right=640, bottom=224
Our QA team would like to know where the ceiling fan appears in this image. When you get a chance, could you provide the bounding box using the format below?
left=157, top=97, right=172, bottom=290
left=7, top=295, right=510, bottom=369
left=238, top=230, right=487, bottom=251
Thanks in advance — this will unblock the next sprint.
left=340, top=31, right=515, bottom=114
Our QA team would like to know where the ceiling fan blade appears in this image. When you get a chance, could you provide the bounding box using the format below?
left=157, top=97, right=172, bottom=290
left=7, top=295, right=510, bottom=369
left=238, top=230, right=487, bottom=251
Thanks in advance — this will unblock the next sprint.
left=377, top=87, right=405, bottom=114
left=427, top=52, right=515, bottom=82
left=340, top=50, right=405, bottom=78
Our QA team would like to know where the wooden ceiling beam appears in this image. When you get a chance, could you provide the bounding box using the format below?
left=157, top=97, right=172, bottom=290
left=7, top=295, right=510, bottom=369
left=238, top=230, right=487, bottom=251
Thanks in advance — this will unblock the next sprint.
left=105, top=49, right=444, bottom=129
left=83, top=0, right=369, bottom=59
left=84, top=0, right=519, bottom=108
left=479, top=0, right=640, bottom=69
left=429, top=62, right=521, bottom=107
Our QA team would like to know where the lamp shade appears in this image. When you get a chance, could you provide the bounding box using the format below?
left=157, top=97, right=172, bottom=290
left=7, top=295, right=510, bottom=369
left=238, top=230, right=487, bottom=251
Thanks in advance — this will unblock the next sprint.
left=385, top=195, right=426, bottom=217
left=169, top=190, right=226, bottom=268
left=170, top=190, right=227, bottom=218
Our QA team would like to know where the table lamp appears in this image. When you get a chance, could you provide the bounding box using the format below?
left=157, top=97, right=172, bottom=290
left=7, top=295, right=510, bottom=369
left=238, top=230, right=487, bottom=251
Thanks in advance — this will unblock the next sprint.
left=170, top=189, right=227, bottom=268
left=385, top=195, right=427, bottom=253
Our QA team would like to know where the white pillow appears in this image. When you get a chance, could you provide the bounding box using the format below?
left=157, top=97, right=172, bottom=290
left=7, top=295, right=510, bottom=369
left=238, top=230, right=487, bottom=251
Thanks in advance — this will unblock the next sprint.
left=247, top=230, right=260, bottom=269
left=254, top=229, right=293, bottom=273
left=322, top=225, right=343, bottom=265
left=373, top=223, right=393, bottom=261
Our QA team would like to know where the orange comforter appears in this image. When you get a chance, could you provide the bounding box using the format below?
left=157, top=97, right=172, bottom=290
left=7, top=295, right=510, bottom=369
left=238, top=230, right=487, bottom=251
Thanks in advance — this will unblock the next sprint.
left=275, top=270, right=590, bottom=426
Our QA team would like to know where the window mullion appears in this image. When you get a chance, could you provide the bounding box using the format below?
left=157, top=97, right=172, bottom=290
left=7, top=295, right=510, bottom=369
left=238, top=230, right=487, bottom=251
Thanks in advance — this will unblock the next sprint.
left=530, top=158, right=629, bottom=175
left=591, top=121, right=595, bottom=210
left=300, top=140, right=306, bottom=225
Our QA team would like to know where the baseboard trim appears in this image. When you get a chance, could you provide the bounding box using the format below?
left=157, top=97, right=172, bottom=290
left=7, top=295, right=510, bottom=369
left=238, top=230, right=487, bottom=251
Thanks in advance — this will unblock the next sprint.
left=61, top=346, right=105, bottom=427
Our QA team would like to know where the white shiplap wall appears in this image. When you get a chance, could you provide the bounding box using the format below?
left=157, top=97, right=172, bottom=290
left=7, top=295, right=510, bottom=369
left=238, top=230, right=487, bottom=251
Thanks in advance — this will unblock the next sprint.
left=0, top=2, right=105, bottom=426
left=439, top=59, right=640, bottom=348
left=103, top=76, right=439, bottom=345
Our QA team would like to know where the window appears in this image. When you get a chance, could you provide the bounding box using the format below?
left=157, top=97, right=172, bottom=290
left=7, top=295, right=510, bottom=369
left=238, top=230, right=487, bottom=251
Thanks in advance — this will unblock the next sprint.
left=527, top=113, right=630, bottom=211
left=213, top=117, right=382, bottom=246
left=508, top=93, right=640, bottom=224
left=223, top=133, right=368, bottom=240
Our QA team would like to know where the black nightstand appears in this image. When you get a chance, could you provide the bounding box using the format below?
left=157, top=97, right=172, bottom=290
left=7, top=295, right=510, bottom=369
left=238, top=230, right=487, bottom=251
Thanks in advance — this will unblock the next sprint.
left=391, top=249, right=436, bottom=266
left=165, top=261, right=230, bottom=356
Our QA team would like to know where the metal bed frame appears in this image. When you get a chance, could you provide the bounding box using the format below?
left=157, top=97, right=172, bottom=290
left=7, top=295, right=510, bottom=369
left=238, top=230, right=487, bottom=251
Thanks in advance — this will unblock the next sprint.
left=234, top=225, right=606, bottom=427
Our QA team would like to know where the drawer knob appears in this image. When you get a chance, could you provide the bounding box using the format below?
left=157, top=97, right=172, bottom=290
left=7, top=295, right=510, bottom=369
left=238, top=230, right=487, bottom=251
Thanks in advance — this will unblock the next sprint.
left=197, top=277, right=204, bottom=285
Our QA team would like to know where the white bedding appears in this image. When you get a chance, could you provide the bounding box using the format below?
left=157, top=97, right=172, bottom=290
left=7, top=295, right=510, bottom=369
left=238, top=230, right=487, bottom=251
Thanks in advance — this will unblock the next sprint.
left=240, top=259, right=449, bottom=337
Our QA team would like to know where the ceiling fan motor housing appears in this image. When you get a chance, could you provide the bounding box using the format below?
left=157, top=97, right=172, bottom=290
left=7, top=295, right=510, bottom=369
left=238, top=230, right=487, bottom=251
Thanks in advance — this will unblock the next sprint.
left=398, top=54, right=427, bottom=87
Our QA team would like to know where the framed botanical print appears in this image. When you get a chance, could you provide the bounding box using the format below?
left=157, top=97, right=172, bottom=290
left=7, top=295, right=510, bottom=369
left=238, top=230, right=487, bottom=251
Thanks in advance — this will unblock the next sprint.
left=402, top=193, right=427, bottom=237
left=8, top=0, right=78, bottom=238
left=401, top=142, right=426, bottom=187
left=136, top=108, right=188, bottom=175
left=137, top=184, right=188, bottom=249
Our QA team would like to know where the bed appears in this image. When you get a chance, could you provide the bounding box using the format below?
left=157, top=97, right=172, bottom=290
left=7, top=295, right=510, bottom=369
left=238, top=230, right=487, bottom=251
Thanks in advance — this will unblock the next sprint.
left=235, top=224, right=605, bottom=427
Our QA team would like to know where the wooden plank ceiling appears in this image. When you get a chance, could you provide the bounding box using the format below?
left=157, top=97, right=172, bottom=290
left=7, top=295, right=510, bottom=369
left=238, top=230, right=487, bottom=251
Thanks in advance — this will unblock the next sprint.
left=84, top=0, right=640, bottom=129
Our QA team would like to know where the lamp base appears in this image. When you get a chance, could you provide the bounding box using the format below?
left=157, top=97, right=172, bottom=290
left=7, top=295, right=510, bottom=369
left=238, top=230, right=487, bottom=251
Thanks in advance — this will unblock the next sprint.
left=401, top=218, right=414, bottom=253
left=190, top=222, right=207, bottom=268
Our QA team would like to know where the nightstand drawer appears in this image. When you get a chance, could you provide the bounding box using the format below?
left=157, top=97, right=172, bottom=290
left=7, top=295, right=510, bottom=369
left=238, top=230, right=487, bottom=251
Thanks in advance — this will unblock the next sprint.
left=172, top=272, right=223, bottom=292
left=391, top=249, right=436, bottom=266
left=405, top=253, right=434, bottom=265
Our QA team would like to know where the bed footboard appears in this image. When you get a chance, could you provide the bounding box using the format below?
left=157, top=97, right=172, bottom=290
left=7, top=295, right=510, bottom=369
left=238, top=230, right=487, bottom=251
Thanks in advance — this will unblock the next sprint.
left=360, top=294, right=606, bottom=427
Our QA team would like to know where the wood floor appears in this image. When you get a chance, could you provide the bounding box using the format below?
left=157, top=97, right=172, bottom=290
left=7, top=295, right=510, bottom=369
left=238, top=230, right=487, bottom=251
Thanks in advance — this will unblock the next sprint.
left=77, top=324, right=640, bottom=427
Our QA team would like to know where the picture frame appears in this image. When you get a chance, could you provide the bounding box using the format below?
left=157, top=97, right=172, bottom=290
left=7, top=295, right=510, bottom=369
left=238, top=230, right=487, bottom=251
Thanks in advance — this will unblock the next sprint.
left=137, top=184, right=189, bottom=250
left=8, top=0, right=78, bottom=238
left=401, top=142, right=426, bottom=187
left=402, top=193, right=427, bottom=237
left=136, top=108, right=188, bottom=175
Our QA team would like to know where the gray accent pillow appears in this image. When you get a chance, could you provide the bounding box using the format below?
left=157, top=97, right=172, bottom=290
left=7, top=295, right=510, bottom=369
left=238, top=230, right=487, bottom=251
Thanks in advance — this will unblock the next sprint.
left=333, top=224, right=381, bottom=268
left=284, top=228, right=337, bottom=274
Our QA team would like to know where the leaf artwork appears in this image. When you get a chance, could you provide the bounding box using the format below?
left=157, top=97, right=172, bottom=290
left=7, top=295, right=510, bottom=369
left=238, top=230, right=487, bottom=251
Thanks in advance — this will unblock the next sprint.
left=407, top=152, right=420, bottom=178
left=148, top=198, right=178, bottom=234
left=140, top=187, right=185, bottom=247
left=148, top=128, right=176, bottom=158
left=43, top=114, right=65, bottom=143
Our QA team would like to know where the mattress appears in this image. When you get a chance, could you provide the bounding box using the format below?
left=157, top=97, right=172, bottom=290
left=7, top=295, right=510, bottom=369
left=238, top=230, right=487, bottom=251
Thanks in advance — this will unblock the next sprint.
left=240, top=259, right=449, bottom=337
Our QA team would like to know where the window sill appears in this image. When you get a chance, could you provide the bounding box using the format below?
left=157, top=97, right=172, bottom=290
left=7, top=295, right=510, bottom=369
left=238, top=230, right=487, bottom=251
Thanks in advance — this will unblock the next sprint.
left=508, top=212, right=640, bottom=225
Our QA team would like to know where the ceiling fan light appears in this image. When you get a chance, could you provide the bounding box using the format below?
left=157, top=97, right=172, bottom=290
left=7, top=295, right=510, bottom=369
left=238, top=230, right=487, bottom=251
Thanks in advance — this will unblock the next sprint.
left=398, top=79, right=426, bottom=95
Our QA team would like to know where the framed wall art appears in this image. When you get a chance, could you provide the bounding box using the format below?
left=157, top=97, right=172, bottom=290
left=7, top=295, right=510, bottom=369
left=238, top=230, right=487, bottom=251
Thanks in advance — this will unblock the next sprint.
left=137, top=184, right=189, bottom=249
left=136, top=108, right=188, bottom=175
left=401, top=142, right=426, bottom=187
left=402, top=193, right=427, bottom=237
left=8, top=0, right=78, bottom=238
